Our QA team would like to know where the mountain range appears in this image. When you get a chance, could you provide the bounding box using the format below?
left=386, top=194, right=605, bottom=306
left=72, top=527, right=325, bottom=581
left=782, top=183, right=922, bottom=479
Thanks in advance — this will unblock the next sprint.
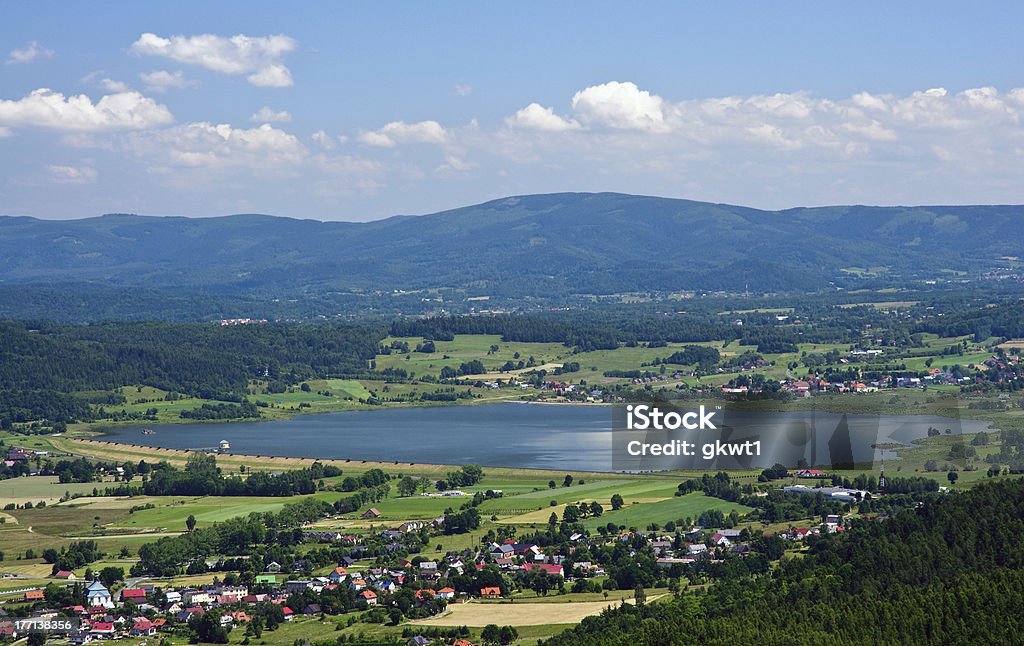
left=2, top=192, right=1022, bottom=301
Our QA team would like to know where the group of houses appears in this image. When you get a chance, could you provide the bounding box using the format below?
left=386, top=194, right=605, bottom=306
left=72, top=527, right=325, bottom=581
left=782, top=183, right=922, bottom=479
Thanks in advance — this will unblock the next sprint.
left=4, top=446, right=46, bottom=469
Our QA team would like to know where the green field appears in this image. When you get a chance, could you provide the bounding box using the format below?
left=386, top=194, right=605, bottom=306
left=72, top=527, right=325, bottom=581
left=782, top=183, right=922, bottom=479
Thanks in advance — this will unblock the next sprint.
left=581, top=492, right=752, bottom=530
left=0, top=475, right=108, bottom=503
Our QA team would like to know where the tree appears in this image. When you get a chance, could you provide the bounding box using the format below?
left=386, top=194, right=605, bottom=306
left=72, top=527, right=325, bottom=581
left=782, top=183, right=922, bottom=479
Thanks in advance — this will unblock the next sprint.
left=388, top=607, right=403, bottom=625
left=98, top=566, right=124, bottom=589
left=948, top=471, right=959, bottom=485
left=563, top=474, right=574, bottom=487
left=528, top=571, right=553, bottom=596
left=190, top=610, right=231, bottom=643
left=548, top=480, right=556, bottom=489
left=398, top=476, right=418, bottom=497
left=611, top=494, right=624, bottom=511
left=634, top=584, right=646, bottom=606
left=186, top=452, right=218, bottom=476
left=481, top=624, right=501, bottom=646
left=499, top=626, right=519, bottom=645
left=186, top=514, right=197, bottom=532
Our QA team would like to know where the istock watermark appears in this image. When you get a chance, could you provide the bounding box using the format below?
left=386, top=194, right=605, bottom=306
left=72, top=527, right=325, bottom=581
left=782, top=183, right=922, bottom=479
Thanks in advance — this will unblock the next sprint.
left=610, top=397, right=975, bottom=473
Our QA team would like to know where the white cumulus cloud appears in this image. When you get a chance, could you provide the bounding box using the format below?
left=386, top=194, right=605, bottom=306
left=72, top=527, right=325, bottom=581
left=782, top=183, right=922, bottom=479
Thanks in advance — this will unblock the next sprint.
left=505, top=103, right=581, bottom=132
left=99, top=79, right=130, bottom=93
left=359, top=120, right=448, bottom=147
left=311, top=130, right=349, bottom=149
left=249, top=106, right=292, bottom=123
left=126, top=122, right=307, bottom=169
left=6, top=41, right=54, bottom=65
left=247, top=64, right=293, bottom=88
left=0, top=88, right=174, bottom=132
left=571, top=81, right=669, bottom=132
left=140, top=70, right=193, bottom=93
left=130, top=33, right=296, bottom=87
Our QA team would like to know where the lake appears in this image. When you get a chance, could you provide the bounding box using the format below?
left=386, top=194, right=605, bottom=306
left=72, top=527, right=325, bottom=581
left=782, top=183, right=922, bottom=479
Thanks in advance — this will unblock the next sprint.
left=99, top=403, right=995, bottom=472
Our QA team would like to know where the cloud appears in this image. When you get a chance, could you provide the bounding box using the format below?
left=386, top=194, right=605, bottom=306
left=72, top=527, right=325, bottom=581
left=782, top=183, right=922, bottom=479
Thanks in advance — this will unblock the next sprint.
left=505, top=103, right=581, bottom=132
left=571, top=81, right=668, bottom=132
left=359, top=120, right=448, bottom=147
left=47, top=164, right=98, bottom=184
left=0, top=88, right=174, bottom=132
left=126, top=122, right=306, bottom=170
left=6, top=41, right=54, bottom=65
left=130, top=33, right=296, bottom=87
left=504, top=81, right=1024, bottom=154
left=455, top=84, right=473, bottom=97
left=247, top=64, right=293, bottom=88
left=99, top=79, right=130, bottom=93
left=437, top=154, right=473, bottom=172
left=140, top=70, right=193, bottom=93
left=311, top=130, right=348, bottom=149
left=250, top=106, right=292, bottom=123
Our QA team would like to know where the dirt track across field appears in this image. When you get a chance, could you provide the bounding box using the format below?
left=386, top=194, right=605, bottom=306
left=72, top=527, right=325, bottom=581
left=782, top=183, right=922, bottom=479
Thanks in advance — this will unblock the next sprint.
left=410, top=597, right=652, bottom=626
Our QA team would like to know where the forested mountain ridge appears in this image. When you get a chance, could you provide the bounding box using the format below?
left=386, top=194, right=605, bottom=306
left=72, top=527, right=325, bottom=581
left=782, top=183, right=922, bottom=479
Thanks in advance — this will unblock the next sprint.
left=2, top=193, right=1023, bottom=298
left=542, top=478, right=1024, bottom=645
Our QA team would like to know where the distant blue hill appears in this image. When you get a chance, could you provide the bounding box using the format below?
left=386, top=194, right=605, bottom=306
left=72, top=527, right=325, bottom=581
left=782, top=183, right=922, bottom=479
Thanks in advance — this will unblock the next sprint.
left=1, top=192, right=1021, bottom=297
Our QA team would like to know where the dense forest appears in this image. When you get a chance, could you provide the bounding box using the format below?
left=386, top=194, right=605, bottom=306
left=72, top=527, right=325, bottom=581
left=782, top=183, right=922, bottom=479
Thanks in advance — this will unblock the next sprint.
left=914, top=299, right=1024, bottom=340
left=542, top=478, right=1024, bottom=645
left=0, top=321, right=384, bottom=423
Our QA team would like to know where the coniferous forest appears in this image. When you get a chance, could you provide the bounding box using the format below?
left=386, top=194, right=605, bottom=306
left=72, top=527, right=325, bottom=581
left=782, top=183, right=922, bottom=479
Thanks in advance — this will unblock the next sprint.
left=542, top=478, right=1024, bottom=645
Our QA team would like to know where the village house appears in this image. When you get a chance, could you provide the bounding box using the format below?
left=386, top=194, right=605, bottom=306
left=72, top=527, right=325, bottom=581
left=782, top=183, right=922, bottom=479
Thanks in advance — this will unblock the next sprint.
left=522, top=563, right=564, bottom=577
left=120, top=588, right=147, bottom=603
left=480, top=586, right=502, bottom=599
left=328, top=566, right=349, bottom=583
left=358, top=590, right=378, bottom=605
left=435, top=587, right=456, bottom=600
left=129, top=618, right=156, bottom=637
left=183, top=589, right=215, bottom=606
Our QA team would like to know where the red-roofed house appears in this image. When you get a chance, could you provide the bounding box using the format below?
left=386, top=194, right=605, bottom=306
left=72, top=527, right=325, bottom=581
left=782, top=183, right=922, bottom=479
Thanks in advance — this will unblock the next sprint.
left=90, top=622, right=116, bottom=638
left=414, top=589, right=436, bottom=606
left=328, top=566, right=348, bottom=583
left=358, top=590, right=377, bottom=605
left=130, top=618, right=156, bottom=637
left=54, top=570, right=76, bottom=580
left=479, top=587, right=501, bottom=599
left=435, top=587, right=456, bottom=600
left=120, top=588, right=147, bottom=602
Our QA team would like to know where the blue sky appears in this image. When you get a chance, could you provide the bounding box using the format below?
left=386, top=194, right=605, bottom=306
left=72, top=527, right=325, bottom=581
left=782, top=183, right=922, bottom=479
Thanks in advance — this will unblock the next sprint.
left=2, top=1, right=1024, bottom=220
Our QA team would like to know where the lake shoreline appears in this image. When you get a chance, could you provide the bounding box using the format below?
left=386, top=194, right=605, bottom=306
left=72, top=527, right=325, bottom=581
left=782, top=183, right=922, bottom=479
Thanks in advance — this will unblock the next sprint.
left=87, top=404, right=996, bottom=473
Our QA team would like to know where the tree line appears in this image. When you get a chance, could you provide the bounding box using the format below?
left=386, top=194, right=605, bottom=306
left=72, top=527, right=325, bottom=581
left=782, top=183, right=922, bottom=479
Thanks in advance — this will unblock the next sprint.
left=543, top=478, right=1024, bottom=645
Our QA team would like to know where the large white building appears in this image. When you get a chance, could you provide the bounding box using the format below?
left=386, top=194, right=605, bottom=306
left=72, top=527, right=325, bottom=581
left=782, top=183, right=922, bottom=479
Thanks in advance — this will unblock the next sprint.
left=86, top=581, right=113, bottom=608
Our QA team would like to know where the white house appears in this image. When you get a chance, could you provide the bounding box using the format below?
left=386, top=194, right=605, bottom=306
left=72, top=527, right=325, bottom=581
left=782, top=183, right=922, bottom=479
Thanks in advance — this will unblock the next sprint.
left=85, top=581, right=113, bottom=608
